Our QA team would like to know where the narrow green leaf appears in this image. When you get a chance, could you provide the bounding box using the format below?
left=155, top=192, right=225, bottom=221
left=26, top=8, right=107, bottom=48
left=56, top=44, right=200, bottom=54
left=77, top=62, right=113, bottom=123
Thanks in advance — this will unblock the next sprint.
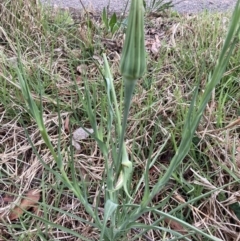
left=102, top=7, right=108, bottom=29
left=100, top=200, right=118, bottom=240
left=109, top=13, right=117, bottom=31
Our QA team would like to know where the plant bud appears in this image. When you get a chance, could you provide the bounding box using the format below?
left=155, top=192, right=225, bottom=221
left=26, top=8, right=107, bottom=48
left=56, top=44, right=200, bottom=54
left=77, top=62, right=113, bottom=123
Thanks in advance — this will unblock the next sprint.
left=120, top=0, right=146, bottom=80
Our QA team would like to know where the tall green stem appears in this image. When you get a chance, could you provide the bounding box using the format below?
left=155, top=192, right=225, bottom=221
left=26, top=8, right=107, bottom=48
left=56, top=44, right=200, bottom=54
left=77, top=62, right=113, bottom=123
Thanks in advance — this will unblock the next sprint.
left=117, top=78, right=136, bottom=173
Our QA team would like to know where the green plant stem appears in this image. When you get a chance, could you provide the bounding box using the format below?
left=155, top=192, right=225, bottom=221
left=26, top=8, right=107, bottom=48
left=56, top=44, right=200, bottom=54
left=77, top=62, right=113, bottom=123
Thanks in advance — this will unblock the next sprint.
left=117, top=78, right=136, bottom=173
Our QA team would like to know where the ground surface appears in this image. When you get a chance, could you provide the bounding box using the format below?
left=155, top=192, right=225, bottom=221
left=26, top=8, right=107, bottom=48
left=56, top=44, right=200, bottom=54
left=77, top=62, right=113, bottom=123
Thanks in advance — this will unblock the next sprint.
left=1, top=0, right=240, bottom=240
left=41, top=0, right=237, bottom=13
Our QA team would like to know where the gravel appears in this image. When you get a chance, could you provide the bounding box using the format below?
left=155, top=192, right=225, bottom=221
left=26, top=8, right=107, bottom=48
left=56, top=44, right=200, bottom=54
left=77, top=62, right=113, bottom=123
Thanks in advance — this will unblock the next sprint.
left=41, top=0, right=237, bottom=14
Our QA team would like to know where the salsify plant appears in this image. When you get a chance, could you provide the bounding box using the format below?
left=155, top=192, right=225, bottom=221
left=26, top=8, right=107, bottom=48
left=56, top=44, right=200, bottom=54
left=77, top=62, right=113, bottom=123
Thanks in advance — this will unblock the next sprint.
left=18, top=0, right=240, bottom=240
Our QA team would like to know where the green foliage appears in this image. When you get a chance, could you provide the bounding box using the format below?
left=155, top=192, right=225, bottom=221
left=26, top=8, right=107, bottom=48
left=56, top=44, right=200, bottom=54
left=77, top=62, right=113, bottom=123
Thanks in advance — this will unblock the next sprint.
left=18, top=0, right=240, bottom=238
left=230, top=202, right=240, bottom=220
left=145, top=0, right=173, bottom=13
left=102, top=7, right=120, bottom=34
left=2, top=0, right=240, bottom=240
